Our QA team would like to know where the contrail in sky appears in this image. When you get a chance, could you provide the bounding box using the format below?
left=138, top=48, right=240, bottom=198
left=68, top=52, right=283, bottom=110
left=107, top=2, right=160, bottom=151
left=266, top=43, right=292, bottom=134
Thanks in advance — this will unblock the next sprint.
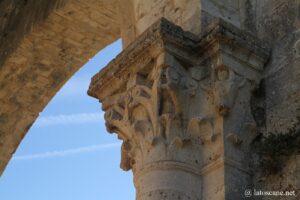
left=34, top=112, right=104, bottom=127
left=12, top=143, right=120, bottom=161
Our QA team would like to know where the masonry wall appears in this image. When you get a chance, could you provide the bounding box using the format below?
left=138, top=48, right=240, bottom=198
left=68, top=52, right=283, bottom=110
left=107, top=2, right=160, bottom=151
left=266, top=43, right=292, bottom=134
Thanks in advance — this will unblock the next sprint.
left=0, top=0, right=120, bottom=175
left=0, top=0, right=66, bottom=68
left=254, top=0, right=300, bottom=195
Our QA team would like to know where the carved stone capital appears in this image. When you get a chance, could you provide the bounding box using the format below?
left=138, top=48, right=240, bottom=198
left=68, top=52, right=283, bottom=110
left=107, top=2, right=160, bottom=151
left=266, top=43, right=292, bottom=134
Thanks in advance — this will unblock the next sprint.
left=88, top=18, right=269, bottom=200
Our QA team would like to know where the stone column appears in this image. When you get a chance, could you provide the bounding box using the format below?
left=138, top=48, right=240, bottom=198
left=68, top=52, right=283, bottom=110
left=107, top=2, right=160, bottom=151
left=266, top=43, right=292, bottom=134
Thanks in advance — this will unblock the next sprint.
left=88, top=18, right=269, bottom=200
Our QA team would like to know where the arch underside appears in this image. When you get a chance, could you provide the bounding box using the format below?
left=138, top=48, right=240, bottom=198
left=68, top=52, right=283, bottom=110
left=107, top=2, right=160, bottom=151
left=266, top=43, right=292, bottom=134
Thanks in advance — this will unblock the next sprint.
left=0, top=0, right=120, bottom=175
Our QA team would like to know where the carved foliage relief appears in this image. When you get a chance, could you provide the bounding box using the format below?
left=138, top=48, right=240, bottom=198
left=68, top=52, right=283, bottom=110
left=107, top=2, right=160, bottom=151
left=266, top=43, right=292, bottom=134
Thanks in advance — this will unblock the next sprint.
left=101, top=50, right=251, bottom=172
left=88, top=18, right=270, bottom=200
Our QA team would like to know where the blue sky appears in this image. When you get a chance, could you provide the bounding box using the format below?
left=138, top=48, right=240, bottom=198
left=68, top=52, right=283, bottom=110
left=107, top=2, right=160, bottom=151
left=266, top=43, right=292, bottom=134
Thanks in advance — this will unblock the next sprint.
left=0, top=40, right=135, bottom=200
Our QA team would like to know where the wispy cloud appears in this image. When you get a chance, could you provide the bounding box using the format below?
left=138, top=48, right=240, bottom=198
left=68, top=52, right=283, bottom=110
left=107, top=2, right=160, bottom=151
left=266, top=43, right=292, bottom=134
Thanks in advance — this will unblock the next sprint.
left=12, top=143, right=121, bottom=161
left=58, top=76, right=90, bottom=98
left=35, top=112, right=104, bottom=127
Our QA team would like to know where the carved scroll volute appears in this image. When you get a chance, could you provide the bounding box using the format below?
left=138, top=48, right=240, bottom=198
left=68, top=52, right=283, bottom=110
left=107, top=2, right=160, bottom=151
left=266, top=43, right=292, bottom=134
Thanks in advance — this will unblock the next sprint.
left=210, top=64, right=246, bottom=117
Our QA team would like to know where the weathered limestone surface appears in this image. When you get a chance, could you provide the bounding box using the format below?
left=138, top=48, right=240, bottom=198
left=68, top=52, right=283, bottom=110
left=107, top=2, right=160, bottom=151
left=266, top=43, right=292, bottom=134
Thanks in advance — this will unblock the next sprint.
left=255, top=0, right=300, bottom=133
left=252, top=1, right=300, bottom=196
left=118, top=0, right=202, bottom=47
left=88, top=18, right=269, bottom=199
left=0, top=0, right=300, bottom=199
left=119, top=0, right=257, bottom=47
left=0, top=0, right=120, bottom=174
left=0, top=0, right=67, bottom=68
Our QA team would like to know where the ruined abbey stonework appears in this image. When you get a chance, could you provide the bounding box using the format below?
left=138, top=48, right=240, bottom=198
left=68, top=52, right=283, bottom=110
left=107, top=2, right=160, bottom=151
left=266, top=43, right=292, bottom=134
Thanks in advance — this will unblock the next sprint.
left=88, top=18, right=270, bottom=199
left=1, top=0, right=300, bottom=199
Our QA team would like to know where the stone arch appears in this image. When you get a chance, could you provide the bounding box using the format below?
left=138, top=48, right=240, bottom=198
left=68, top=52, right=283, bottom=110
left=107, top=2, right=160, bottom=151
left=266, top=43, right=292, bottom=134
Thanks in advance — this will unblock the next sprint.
left=0, top=0, right=120, bottom=174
